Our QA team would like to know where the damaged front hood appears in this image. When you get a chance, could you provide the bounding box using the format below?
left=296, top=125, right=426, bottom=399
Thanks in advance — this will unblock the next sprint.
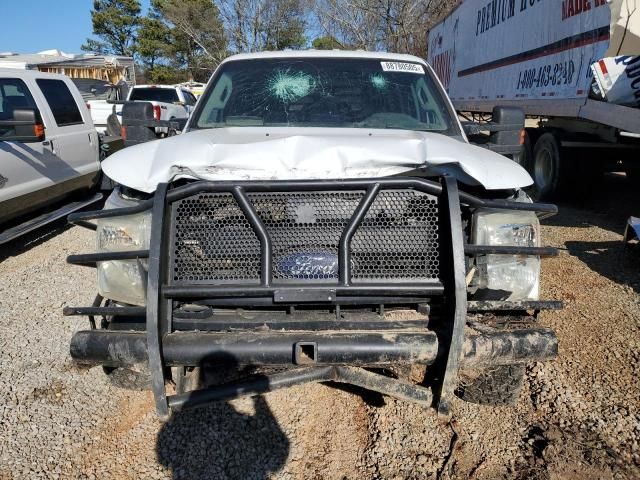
left=102, top=127, right=532, bottom=193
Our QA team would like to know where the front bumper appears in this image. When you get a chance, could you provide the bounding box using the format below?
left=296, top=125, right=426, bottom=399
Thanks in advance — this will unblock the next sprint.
left=70, top=327, right=558, bottom=369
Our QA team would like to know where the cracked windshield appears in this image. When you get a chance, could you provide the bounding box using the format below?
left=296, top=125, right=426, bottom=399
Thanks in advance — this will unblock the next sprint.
left=196, top=58, right=456, bottom=134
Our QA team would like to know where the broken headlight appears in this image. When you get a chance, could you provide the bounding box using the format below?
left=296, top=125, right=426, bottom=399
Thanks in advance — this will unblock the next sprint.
left=472, top=209, right=540, bottom=301
left=96, top=191, right=151, bottom=306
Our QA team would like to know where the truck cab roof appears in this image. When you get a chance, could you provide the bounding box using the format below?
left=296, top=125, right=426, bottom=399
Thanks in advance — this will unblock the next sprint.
left=0, top=68, right=72, bottom=81
left=221, top=49, right=429, bottom=66
left=132, top=84, right=179, bottom=89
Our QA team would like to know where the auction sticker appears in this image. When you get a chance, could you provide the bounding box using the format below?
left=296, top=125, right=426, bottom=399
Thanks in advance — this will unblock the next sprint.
left=381, top=62, right=425, bottom=74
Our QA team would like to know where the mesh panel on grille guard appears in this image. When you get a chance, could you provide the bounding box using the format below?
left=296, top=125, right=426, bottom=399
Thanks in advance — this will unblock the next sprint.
left=351, top=190, right=439, bottom=280
left=249, top=191, right=365, bottom=280
left=170, top=189, right=440, bottom=284
left=171, top=193, right=261, bottom=283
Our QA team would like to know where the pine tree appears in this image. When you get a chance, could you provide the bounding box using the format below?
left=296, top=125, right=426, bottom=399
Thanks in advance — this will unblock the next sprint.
left=82, top=0, right=141, bottom=56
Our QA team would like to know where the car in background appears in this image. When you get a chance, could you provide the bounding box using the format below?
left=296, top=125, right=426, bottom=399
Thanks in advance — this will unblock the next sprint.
left=177, top=81, right=206, bottom=98
left=126, top=84, right=197, bottom=136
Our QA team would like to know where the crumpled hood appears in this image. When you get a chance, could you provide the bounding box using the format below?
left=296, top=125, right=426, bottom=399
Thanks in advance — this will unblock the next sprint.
left=102, top=127, right=532, bottom=193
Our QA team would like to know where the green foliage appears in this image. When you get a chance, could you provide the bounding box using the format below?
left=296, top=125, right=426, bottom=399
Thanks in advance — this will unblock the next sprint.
left=145, top=64, right=187, bottom=84
left=263, top=0, right=307, bottom=51
left=82, top=0, right=141, bottom=56
left=137, top=9, right=171, bottom=70
left=311, top=35, right=344, bottom=50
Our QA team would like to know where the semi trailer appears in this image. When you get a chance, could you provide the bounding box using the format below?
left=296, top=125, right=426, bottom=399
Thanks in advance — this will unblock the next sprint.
left=428, top=0, right=640, bottom=198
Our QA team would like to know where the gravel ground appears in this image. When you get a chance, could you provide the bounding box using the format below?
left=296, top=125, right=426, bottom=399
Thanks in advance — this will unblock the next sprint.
left=0, top=174, right=639, bottom=479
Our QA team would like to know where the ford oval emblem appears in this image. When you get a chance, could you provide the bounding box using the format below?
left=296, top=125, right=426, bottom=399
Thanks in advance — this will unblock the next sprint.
left=278, top=251, right=339, bottom=279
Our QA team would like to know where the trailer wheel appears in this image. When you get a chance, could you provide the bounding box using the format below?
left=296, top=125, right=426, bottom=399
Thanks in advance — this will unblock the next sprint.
left=455, top=364, right=525, bottom=406
left=532, top=133, right=563, bottom=199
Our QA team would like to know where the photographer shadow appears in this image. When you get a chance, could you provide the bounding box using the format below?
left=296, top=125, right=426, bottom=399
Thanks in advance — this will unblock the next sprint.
left=156, top=363, right=290, bottom=480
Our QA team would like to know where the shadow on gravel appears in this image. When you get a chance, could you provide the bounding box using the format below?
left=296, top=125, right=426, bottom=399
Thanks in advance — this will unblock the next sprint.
left=0, top=217, right=72, bottom=262
left=156, top=363, right=289, bottom=480
left=543, top=173, right=640, bottom=236
left=538, top=173, right=640, bottom=292
left=565, top=240, right=640, bottom=294
left=156, top=395, right=289, bottom=480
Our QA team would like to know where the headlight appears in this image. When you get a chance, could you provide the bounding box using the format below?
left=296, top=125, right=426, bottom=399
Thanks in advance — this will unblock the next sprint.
left=472, top=209, right=540, bottom=301
left=96, top=192, right=152, bottom=306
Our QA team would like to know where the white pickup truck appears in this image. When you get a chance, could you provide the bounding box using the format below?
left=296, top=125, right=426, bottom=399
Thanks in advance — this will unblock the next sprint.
left=126, top=85, right=197, bottom=136
left=0, top=69, right=104, bottom=244
left=82, top=81, right=128, bottom=135
left=66, top=51, right=562, bottom=420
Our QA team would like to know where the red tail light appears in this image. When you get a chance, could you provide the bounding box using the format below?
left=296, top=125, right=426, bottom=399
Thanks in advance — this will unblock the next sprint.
left=34, top=123, right=45, bottom=140
left=153, top=105, right=161, bottom=121
left=120, top=126, right=127, bottom=140
left=86, top=102, right=91, bottom=110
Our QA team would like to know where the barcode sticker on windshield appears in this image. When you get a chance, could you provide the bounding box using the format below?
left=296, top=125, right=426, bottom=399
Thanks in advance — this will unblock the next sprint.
left=380, top=62, right=425, bottom=74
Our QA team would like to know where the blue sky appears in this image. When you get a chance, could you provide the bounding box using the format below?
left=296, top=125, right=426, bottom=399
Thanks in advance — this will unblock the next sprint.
left=0, top=0, right=150, bottom=54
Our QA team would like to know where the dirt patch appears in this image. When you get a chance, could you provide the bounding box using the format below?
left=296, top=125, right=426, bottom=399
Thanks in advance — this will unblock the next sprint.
left=268, top=384, right=372, bottom=479
left=72, top=391, right=161, bottom=480
left=29, top=380, right=65, bottom=405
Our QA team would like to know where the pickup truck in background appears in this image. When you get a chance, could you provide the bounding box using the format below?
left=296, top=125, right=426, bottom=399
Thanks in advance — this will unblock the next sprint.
left=126, top=84, right=197, bottom=137
left=77, top=79, right=129, bottom=135
left=0, top=69, right=107, bottom=245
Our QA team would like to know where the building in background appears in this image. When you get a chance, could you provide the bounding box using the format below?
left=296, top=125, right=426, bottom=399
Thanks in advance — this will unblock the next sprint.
left=0, top=50, right=135, bottom=86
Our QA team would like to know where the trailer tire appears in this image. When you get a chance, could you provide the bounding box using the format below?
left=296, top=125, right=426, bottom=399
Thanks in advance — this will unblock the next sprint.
left=532, top=133, right=564, bottom=200
left=455, top=364, right=525, bottom=406
left=103, top=366, right=151, bottom=391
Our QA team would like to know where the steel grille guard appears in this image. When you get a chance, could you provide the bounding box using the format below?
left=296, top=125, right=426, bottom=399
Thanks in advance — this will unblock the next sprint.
left=66, top=176, right=560, bottom=418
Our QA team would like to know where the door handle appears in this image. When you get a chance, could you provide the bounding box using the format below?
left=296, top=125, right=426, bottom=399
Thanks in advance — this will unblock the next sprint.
left=42, top=140, right=55, bottom=153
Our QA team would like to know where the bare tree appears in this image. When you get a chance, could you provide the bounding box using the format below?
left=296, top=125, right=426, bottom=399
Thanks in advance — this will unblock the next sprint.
left=219, top=0, right=308, bottom=53
left=154, top=0, right=227, bottom=63
left=313, top=0, right=457, bottom=57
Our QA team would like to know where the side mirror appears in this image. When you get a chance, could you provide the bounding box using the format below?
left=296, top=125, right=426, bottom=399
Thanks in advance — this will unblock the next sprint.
left=0, top=108, right=45, bottom=143
left=489, top=106, right=525, bottom=149
left=463, top=106, right=525, bottom=157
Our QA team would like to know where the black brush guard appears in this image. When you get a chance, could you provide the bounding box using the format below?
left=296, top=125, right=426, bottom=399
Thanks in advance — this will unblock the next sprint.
left=66, top=177, right=560, bottom=418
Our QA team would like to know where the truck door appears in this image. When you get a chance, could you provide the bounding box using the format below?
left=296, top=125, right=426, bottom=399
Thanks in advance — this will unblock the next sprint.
left=0, top=77, right=76, bottom=219
left=34, top=78, right=100, bottom=182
